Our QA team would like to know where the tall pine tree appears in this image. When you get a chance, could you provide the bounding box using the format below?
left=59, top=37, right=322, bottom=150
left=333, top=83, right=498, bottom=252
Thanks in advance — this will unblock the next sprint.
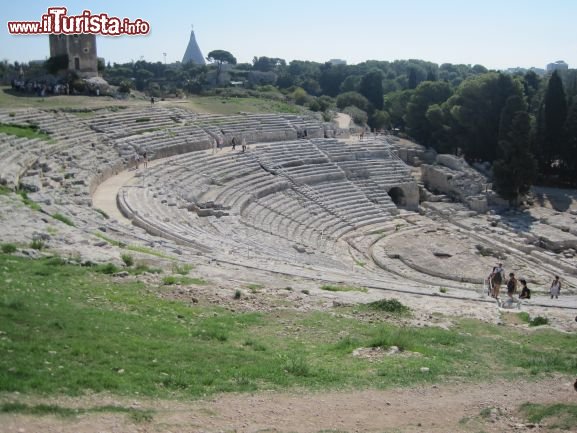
left=493, top=111, right=537, bottom=204
left=563, top=99, right=577, bottom=183
left=542, top=71, right=568, bottom=173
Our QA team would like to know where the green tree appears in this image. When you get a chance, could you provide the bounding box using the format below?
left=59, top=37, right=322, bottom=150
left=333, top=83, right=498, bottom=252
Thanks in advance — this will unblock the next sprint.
left=319, top=62, right=348, bottom=97
left=498, top=95, right=528, bottom=143
left=442, top=72, right=523, bottom=161
left=523, top=70, right=542, bottom=113
left=404, top=81, right=451, bottom=145
left=370, top=110, right=391, bottom=130
left=336, top=91, right=370, bottom=112
left=252, top=56, right=285, bottom=72
left=407, top=67, right=418, bottom=89
left=339, top=75, right=361, bottom=93
left=563, top=99, right=577, bottom=181
left=493, top=111, right=537, bottom=204
left=206, top=50, right=237, bottom=85
left=384, top=89, right=413, bottom=130
left=359, top=69, right=384, bottom=110
left=45, top=55, right=68, bottom=75
left=542, top=71, right=568, bottom=172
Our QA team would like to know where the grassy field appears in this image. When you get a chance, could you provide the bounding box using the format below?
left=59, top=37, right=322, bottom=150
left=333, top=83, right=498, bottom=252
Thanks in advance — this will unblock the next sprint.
left=0, top=123, right=51, bottom=141
left=1, top=253, right=576, bottom=401
left=0, top=86, right=305, bottom=116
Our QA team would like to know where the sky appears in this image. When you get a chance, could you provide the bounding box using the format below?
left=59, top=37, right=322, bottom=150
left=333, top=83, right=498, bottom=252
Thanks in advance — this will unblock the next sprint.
left=1, top=0, right=576, bottom=70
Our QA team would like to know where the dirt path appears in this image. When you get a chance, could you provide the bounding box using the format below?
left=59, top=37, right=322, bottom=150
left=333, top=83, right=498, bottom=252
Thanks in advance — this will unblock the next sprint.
left=2, top=377, right=575, bottom=433
left=335, top=112, right=352, bottom=129
left=91, top=168, right=136, bottom=225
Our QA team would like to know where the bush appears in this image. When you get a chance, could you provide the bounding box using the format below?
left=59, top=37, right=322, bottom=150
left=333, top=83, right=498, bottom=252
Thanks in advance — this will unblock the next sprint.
left=1, top=243, right=17, bottom=254
left=52, top=213, right=75, bottom=227
left=94, top=208, right=109, bottom=219
left=342, top=106, right=368, bottom=126
left=234, top=289, right=242, bottom=300
left=30, top=239, right=45, bottom=250
left=171, top=262, right=193, bottom=275
left=121, top=254, right=134, bottom=267
left=291, top=87, right=310, bottom=106
left=19, top=191, right=41, bottom=211
left=368, top=298, right=410, bottom=314
left=336, top=91, right=370, bottom=111
left=529, top=316, right=549, bottom=327
left=95, top=263, right=120, bottom=275
left=118, top=80, right=132, bottom=94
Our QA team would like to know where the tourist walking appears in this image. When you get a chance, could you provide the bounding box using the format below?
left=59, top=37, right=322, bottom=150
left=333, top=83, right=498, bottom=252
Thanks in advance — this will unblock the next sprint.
left=134, top=153, right=140, bottom=170
left=143, top=151, right=148, bottom=168
left=488, top=263, right=504, bottom=298
left=241, top=136, right=247, bottom=153
left=506, top=273, right=517, bottom=298
left=231, top=137, right=236, bottom=151
left=549, top=275, right=561, bottom=299
left=519, top=279, right=531, bottom=299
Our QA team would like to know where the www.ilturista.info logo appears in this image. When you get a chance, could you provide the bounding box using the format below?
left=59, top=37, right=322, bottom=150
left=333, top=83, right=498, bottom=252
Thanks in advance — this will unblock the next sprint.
left=7, top=7, right=150, bottom=36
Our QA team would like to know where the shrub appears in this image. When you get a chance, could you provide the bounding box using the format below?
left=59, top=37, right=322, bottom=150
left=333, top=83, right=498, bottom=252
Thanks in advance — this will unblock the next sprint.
left=342, top=105, right=368, bottom=126
left=529, top=316, right=549, bottom=327
left=95, top=208, right=109, bottom=219
left=301, top=289, right=310, bottom=295
left=290, top=87, right=310, bottom=106
left=439, top=287, right=448, bottom=294
left=121, top=254, right=134, bottom=267
left=320, top=284, right=367, bottom=293
left=368, top=298, right=410, bottom=314
left=171, top=262, right=193, bottom=275
left=162, top=276, right=178, bottom=285
left=234, top=289, right=242, bottom=300
left=19, top=191, right=41, bottom=211
left=336, top=91, right=370, bottom=111
left=95, top=263, right=120, bottom=275
left=369, top=327, right=414, bottom=351
left=1, top=243, right=17, bottom=254
left=52, top=213, right=75, bottom=227
left=163, top=275, right=206, bottom=286
left=282, top=354, right=312, bottom=377
left=30, top=239, right=45, bottom=250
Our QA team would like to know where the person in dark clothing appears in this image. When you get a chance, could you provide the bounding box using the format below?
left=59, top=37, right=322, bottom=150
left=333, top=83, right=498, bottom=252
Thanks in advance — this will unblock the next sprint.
left=231, top=137, right=236, bottom=150
left=506, top=272, right=517, bottom=298
left=519, top=279, right=531, bottom=299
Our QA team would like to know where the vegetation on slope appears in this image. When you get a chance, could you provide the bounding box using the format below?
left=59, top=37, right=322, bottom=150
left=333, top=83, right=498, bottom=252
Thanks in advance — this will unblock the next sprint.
left=1, top=254, right=575, bottom=400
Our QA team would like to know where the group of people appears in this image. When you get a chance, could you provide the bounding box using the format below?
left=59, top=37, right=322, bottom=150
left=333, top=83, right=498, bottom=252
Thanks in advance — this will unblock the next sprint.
left=230, top=136, right=248, bottom=152
left=487, top=262, right=563, bottom=301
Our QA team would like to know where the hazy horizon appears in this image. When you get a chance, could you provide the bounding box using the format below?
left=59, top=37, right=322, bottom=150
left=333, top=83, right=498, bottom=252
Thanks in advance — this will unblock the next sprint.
left=2, top=0, right=575, bottom=71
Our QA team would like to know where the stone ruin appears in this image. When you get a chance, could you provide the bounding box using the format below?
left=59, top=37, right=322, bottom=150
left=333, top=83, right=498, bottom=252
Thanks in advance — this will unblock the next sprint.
left=0, top=106, right=575, bottom=298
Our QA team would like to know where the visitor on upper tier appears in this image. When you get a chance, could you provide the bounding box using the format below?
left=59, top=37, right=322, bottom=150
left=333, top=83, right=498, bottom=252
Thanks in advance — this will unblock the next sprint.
left=231, top=137, right=236, bottom=151
left=519, top=279, right=531, bottom=299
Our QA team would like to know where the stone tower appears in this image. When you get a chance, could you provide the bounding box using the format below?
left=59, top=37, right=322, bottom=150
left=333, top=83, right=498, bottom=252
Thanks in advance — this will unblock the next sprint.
left=182, top=27, right=205, bottom=65
left=49, top=34, right=98, bottom=78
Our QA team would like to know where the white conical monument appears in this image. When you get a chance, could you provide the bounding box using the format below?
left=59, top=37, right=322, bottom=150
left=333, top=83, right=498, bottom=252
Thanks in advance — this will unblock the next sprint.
left=182, top=25, right=205, bottom=65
